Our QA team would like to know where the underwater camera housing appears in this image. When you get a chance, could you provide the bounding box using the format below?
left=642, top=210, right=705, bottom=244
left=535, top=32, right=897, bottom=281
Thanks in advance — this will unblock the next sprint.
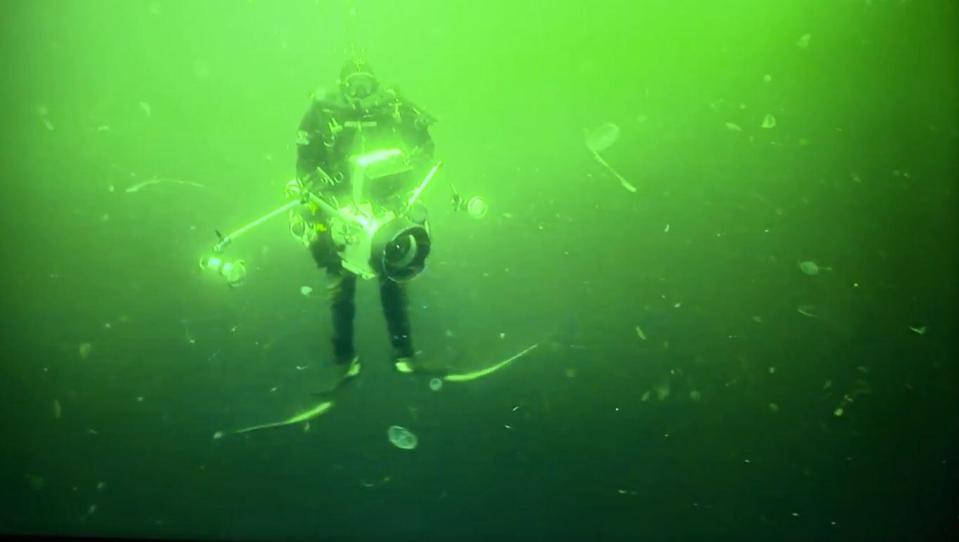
left=328, top=203, right=430, bottom=282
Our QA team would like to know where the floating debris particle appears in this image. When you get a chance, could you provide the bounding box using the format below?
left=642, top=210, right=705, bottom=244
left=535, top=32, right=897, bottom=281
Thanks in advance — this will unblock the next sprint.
left=25, top=473, right=45, bottom=491
left=139, top=101, right=152, bottom=117
left=833, top=407, right=844, bottom=417
left=763, top=74, right=773, bottom=83
left=53, top=399, right=62, bottom=420
left=689, top=390, right=702, bottom=402
left=359, top=475, right=392, bottom=489
left=429, top=378, right=443, bottom=391
left=300, top=286, right=313, bottom=296
left=797, top=305, right=819, bottom=318
left=79, top=343, right=93, bottom=360
left=768, top=403, right=780, bottom=413
left=725, top=122, right=743, bottom=132
left=655, top=381, right=670, bottom=401
left=663, top=223, right=670, bottom=233
left=634, top=324, right=647, bottom=340
left=96, top=482, right=106, bottom=491
left=796, top=33, right=812, bottom=49
left=909, top=325, right=927, bottom=335
left=212, top=431, right=224, bottom=440
left=641, top=390, right=651, bottom=402
left=761, top=114, right=777, bottom=129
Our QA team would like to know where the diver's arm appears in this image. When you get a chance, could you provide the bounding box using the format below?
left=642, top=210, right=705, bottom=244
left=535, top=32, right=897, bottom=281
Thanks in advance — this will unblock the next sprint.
left=400, top=101, right=436, bottom=169
left=295, top=105, right=333, bottom=190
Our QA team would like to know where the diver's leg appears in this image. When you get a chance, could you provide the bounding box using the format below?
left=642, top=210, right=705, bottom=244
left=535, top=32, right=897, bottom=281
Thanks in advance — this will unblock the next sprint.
left=379, top=277, right=415, bottom=368
left=327, top=264, right=358, bottom=365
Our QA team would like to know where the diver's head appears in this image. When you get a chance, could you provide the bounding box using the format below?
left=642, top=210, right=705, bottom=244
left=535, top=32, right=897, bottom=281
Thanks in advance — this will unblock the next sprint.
left=339, top=56, right=378, bottom=104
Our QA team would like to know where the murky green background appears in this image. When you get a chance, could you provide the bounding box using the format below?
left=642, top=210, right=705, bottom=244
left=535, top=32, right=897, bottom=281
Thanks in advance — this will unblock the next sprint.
left=1, top=1, right=957, bottom=540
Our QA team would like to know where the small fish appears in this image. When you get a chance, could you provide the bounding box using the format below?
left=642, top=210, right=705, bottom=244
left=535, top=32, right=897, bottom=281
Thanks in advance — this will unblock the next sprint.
left=909, top=325, right=927, bottom=335
left=797, top=305, right=819, bottom=318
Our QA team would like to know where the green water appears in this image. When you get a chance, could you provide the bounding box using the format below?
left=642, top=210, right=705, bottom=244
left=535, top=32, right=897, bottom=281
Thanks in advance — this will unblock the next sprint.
left=1, top=1, right=957, bottom=540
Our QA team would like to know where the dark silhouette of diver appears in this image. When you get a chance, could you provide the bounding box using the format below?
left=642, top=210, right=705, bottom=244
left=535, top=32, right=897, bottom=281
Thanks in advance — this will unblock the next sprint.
left=293, top=55, right=439, bottom=391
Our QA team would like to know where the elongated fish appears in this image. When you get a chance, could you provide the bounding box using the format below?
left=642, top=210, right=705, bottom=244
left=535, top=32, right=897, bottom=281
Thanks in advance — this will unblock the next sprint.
left=213, top=401, right=333, bottom=439
left=126, top=178, right=207, bottom=193
left=444, top=343, right=539, bottom=382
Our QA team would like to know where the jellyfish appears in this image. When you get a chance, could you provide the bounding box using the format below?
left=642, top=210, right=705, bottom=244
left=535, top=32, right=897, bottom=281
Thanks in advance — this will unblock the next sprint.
left=583, top=122, right=637, bottom=193
left=584, top=122, right=620, bottom=153
left=465, top=196, right=488, bottom=219
left=798, top=260, right=832, bottom=276
left=387, top=425, right=418, bottom=450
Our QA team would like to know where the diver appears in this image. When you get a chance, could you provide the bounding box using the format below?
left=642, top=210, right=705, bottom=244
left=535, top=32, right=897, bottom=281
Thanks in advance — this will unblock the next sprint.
left=293, top=55, right=439, bottom=392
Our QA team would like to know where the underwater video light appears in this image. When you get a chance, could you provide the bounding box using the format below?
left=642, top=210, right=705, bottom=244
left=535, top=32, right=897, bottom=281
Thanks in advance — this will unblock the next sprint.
left=199, top=254, right=248, bottom=287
